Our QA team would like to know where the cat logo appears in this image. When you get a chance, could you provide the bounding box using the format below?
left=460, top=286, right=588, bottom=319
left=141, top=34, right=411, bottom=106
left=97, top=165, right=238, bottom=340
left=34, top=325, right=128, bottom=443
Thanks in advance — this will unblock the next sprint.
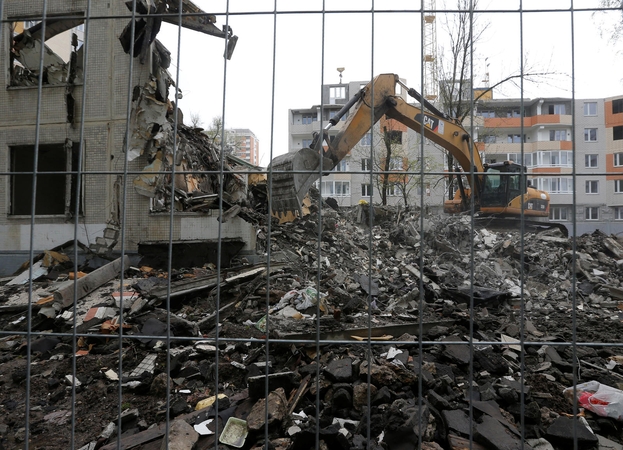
left=414, top=113, right=445, bottom=135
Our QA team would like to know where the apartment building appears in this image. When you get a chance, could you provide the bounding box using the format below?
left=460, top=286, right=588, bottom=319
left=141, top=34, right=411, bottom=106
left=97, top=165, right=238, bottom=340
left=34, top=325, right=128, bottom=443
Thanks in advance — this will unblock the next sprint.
left=230, top=128, right=260, bottom=165
left=287, top=78, right=447, bottom=210
left=473, top=95, right=623, bottom=235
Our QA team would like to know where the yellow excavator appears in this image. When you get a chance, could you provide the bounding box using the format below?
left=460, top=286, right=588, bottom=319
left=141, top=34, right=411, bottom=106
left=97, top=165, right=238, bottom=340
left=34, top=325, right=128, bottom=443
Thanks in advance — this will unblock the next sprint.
left=269, top=73, right=554, bottom=231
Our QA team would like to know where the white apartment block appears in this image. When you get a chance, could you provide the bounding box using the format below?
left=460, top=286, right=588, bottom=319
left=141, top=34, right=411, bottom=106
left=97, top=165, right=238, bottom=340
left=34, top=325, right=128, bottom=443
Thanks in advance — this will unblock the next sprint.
left=473, top=95, right=623, bottom=235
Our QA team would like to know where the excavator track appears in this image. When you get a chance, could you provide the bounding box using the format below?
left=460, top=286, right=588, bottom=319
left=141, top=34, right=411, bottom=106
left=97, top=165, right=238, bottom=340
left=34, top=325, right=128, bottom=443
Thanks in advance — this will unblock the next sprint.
left=473, top=216, right=569, bottom=237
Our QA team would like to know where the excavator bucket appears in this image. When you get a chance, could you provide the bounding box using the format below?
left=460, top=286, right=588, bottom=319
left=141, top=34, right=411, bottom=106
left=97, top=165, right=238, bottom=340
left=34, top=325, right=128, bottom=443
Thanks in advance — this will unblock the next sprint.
left=268, top=147, right=333, bottom=223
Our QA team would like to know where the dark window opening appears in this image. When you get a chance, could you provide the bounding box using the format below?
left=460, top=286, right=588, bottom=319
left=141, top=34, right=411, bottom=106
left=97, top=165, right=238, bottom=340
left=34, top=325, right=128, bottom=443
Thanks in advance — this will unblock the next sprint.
left=10, top=141, right=82, bottom=216
left=387, top=130, right=402, bottom=144
left=614, top=125, right=623, bottom=141
left=613, top=99, right=623, bottom=115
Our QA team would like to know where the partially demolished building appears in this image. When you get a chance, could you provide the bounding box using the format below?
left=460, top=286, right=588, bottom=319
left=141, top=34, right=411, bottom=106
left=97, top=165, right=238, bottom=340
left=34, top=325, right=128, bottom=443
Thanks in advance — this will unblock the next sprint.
left=0, top=0, right=254, bottom=275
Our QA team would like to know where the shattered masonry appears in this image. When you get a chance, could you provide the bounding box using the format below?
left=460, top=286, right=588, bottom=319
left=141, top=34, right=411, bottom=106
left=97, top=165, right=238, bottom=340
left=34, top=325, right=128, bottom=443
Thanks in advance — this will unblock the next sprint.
left=2, top=200, right=623, bottom=449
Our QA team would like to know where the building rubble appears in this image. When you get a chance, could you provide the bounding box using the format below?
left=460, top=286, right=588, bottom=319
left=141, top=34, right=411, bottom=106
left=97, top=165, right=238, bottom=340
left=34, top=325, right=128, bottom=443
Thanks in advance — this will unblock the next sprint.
left=1, top=200, right=623, bottom=449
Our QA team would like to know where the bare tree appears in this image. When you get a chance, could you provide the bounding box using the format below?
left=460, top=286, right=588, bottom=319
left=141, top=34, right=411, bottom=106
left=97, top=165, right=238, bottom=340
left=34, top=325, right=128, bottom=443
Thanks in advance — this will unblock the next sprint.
left=189, top=111, right=203, bottom=128
left=204, top=116, right=240, bottom=157
left=354, top=118, right=432, bottom=207
left=598, top=0, right=623, bottom=42
left=436, top=0, right=560, bottom=201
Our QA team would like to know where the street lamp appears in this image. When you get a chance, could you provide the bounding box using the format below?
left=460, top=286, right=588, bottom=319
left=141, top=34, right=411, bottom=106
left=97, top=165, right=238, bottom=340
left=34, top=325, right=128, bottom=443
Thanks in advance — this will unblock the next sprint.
left=337, top=67, right=345, bottom=84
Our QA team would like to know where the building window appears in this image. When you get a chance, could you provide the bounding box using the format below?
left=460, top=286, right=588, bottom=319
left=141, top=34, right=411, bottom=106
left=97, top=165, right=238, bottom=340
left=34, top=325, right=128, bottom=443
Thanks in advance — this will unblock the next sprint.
left=549, top=206, right=569, bottom=221
left=386, top=184, right=399, bottom=196
left=334, top=181, right=350, bottom=196
left=359, top=133, right=372, bottom=146
left=10, top=141, right=81, bottom=216
left=508, top=153, right=534, bottom=167
left=585, top=180, right=599, bottom=194
left=507, top=134, right=524, bottom=143
left=585, top=154, right=598, bottom=168
left=329, top=86, right=346, bottom=104
left=478, top=110, right=495, bottom=118
left=536, top=151, right=572, bottom=167
left=10, top=17, right=85, bottom=87
left=536, top=177, right=574, bottom=194
left=584, top=128, right=598, bottom=142
left=302, top=139, right=312, bottom=148
left=583, top=102, right=597, bottom=116
left=586, top=207, right=599, bottom=220
left=613, top=99, right=623, bottom=114
left=481, top=135, right=496, bottom=143
left=615, top=179, right=623, bottom=193
left=388, top=157, right=404, bottom=171
left=615, top=206, right=623, bottom=220
left=361, top=158, right=371, bottom=171
left=385, top=130, right=402, bottom=144
left=549, top=130, right=567, bottom=141
left=549, top=104, right=566, bottom=115
left=319, top=181, right=350, bottom=197
left=361, top=183, right=372, bottom=197
left=615, top=153, right=623, bottom=167
left=614, top=126, right=623, bottom=141
left=333, top=161, right=348, bottom=172
left=506, top=110, right=521, bottom=118
left=302, top=114, right=316, bottom=125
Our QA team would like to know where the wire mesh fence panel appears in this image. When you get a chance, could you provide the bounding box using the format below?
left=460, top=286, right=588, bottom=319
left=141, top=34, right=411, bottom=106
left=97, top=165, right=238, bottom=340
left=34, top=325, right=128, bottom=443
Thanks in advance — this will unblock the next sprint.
left=1, top=1, right=623, bottom=449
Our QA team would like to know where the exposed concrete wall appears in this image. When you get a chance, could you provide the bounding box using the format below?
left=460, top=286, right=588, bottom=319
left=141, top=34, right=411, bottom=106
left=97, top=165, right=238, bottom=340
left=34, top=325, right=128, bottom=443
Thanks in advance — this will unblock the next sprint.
left=1, top=1, right=258, bottom=264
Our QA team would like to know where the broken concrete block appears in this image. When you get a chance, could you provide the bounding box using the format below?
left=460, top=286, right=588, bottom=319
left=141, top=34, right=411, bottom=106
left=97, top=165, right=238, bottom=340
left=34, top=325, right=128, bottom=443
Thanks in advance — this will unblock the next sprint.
left=441, top=336, right=472, bottom=365
left=246, top=388, right=288, bottom=431
left=53, top=256, right=130, bottom=308
left=545, top=416, right=598, bottom=449
left=597, top=434, right=623, bottom=450
left=324, top=358, right=354, bottom=383
left=359, top=361, right=397, bottom=386
left=442, top=409, right=472, bottom=436
left=383, top=399, right=432, bottom=449
left=475, top=415, right=523, bottom=450
left=160, top=419, right=198, bottom=450
left=352, top=383, right=377, bottom=411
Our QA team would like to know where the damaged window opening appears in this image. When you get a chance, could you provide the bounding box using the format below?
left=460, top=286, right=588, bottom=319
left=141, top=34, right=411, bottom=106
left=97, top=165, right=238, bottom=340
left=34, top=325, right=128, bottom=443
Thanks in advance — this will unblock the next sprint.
left=10, top=141, right=82, bottom=216
left=9, top=15, right=84, bottom=87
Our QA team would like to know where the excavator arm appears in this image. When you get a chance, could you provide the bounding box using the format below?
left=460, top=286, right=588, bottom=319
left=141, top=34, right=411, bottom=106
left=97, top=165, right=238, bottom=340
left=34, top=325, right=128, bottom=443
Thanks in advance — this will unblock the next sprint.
left=269, top=73, right=484, bottom=222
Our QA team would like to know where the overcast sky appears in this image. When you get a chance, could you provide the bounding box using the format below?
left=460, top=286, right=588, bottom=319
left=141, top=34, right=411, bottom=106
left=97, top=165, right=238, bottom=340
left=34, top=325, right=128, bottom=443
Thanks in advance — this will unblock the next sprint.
left=158, top=0, right=623, bottom=166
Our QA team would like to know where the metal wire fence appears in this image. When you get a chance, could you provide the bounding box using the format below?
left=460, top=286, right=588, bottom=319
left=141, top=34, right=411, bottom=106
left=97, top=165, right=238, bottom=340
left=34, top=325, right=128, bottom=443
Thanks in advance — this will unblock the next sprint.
left=1, top=1, right=623, bottom=449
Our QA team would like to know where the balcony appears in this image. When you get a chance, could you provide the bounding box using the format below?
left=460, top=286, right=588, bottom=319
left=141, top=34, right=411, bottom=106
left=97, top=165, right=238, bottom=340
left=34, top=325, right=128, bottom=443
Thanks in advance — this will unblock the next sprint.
left=482, top=140, right=572, bottom=154
left=483, top=114, right=573, bottom=129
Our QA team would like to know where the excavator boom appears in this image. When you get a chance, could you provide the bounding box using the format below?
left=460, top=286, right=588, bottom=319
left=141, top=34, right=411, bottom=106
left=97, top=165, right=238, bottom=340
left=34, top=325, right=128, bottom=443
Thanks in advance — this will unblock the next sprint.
left=269, top=73, right=551, bottom=227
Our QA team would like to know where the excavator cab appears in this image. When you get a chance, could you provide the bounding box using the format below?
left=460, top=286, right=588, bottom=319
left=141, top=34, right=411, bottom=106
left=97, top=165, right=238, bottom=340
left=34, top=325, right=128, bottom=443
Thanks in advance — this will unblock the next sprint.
left=479, top=161, right=549, bottom=217
left=480, top=162, right=524, bottom=208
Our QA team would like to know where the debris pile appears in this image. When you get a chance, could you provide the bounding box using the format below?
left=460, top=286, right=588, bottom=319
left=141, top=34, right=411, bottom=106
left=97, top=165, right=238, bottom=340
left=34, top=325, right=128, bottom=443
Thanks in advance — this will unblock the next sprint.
left=1, top=204, right=623, bottom=450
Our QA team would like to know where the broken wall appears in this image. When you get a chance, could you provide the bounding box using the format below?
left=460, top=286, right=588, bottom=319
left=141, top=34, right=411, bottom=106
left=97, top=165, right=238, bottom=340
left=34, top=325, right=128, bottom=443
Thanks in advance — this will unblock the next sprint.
left=0, top=0, right=254, bottom=276
left=0, top=1, right=153, bottom=275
